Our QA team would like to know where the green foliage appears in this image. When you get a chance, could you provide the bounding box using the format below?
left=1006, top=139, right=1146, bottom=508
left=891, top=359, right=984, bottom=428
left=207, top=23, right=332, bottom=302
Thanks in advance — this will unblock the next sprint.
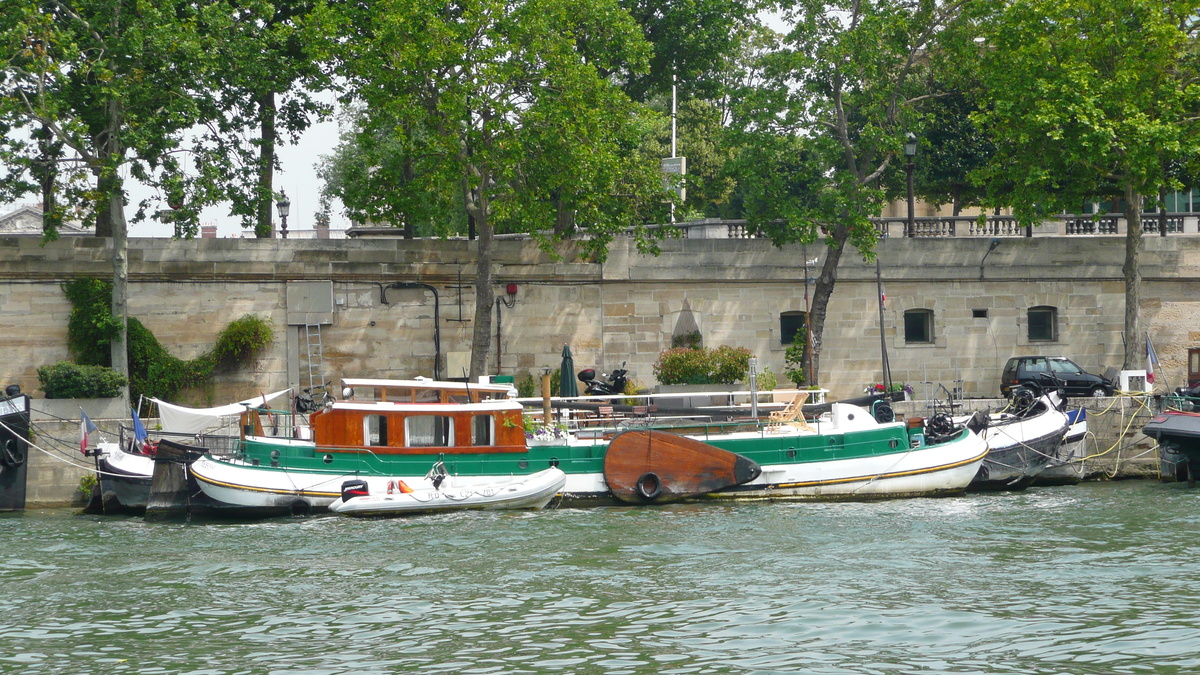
left=654, top=348, right=714, bottom=385
left=755, top=367, right=778, bottom=392
left=62, top=279, right=121, bottom=365
left=654, top=345, right=752, bottom=385
left=77, top=473, right=98, bottom=498
left=671, top=330, right=703, bottom=349
left=211, top=314, right=274, bottom=367
left=37, top=362, right=126, bottom=399
left=709, top=345, right=752, bottom=384
left=516, top=373, right=537, bottom=398
left=61, top=278, right=271, bottom=402
left=784, top=341, right=808, bottom=387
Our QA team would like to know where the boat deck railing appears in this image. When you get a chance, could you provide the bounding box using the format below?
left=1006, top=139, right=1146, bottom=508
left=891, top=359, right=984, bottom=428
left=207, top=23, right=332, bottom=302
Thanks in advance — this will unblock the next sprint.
left=118, top=424, right=241, bottom=457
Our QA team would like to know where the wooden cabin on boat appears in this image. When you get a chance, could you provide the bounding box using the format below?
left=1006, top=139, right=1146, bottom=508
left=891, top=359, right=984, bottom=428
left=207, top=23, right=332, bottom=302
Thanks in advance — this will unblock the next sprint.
left=241, top=378, right=529, bottom=455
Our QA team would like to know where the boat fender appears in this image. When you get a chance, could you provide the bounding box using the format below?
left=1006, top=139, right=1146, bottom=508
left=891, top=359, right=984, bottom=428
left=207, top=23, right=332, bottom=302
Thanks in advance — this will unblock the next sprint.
left=340, top=479, right=369, bottom=502
left=635, top=472, right=663, bottom=500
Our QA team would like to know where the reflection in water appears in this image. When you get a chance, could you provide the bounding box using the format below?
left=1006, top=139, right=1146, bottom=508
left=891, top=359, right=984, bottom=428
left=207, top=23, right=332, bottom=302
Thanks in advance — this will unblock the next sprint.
left=2, top=481, right=1199, bottom=673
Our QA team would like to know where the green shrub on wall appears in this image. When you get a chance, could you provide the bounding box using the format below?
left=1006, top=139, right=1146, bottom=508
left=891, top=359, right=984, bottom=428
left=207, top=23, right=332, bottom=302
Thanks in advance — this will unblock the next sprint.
left=654, top=346, right=753, bottom=386
left=60, top=278, right=273, bottom=402
left=211, top=314, right=274, bottom=367
left=37, top=362, right=127, bottom=398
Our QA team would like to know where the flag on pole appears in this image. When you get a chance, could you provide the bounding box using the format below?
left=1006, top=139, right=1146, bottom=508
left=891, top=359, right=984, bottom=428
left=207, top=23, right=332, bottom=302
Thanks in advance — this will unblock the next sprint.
left=1146, top=333, right=1160, bottom=385
left=131, top=407, right=148, bottom=446
left=80, top=408, right=98, bottom=455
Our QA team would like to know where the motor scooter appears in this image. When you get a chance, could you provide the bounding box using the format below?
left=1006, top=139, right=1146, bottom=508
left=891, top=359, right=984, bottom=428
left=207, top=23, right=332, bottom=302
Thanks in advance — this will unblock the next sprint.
left=577, top=362, right=629, bottom=396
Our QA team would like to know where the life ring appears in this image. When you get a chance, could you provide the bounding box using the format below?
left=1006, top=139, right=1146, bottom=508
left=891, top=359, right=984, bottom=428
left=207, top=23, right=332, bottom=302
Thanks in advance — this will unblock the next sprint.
left=635, top=472, right=662, bottom=500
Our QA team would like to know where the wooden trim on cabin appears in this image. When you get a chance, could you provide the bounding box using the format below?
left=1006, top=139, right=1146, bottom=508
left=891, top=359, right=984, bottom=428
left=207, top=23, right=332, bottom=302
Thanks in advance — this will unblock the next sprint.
left=312, top=407, right=527, bottom=450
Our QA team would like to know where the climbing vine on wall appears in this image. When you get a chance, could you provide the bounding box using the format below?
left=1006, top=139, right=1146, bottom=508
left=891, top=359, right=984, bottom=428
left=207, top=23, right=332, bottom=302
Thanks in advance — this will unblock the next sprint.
left=61, top=278, right=274, bottom=401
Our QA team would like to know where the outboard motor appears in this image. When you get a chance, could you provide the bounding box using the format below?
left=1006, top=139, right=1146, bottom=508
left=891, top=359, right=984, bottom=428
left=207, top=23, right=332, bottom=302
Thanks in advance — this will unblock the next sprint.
left=340, top=479, right=369, bottom=502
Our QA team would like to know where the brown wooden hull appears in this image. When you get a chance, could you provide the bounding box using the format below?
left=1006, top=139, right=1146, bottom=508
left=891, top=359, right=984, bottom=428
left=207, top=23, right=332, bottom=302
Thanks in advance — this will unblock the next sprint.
left=603, top=429, right=761, bottom=504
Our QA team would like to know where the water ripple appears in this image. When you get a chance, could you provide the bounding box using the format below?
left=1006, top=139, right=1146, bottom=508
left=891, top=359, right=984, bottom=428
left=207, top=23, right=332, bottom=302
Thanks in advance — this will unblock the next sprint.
left=1, top=482, right=1199, bottom=673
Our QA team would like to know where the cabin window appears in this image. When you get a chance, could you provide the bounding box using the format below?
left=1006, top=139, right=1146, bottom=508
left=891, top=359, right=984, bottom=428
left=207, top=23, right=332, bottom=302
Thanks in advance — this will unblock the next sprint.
left=406, top=415, right=453, bottom=447
left=364, top=415, right=389, bottom=446
left=780, top=311, right=806, bottom=345
left=471, top=415, right=494, bottom=446
left=1028, top=306, right=1057, bottom=342
left=904, top=309, right=934, bottom=344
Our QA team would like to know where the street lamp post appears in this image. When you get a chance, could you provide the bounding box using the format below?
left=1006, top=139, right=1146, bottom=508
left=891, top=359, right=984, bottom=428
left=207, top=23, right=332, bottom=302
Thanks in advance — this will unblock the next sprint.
left=904, top=133, right=917, bottom=238
left=276, top=191, right=291, bottom=239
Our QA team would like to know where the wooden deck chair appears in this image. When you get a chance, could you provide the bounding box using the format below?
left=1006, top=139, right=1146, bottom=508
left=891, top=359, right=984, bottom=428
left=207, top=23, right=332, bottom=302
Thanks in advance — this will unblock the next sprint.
left=767, top=392, right=813, bottom=432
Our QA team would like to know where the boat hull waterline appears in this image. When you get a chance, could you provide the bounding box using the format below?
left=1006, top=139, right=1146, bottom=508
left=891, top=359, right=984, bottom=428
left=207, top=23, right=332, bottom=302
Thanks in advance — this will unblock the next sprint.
left=190, top=428, right=989, bottom=514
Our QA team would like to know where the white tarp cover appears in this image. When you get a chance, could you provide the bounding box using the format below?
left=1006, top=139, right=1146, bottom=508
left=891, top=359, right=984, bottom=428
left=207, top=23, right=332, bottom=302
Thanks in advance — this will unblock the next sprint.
left=152, top=389, right=291, bottom=434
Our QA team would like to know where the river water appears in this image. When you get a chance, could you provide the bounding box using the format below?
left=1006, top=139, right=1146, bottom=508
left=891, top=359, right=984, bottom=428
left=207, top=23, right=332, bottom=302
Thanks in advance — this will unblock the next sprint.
left=1, top=480, right=1198, bottom=674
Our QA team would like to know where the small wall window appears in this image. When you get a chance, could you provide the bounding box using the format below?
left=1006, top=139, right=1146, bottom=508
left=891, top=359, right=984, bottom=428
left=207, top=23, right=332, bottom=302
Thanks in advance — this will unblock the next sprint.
left=904, top=309, right=934, bottom=344
left=780, top=311, right=807, bottom=345
left=1028, top=306, right=1057, bottom=342
left=407, top=416, right=453, bottom=447
left=364, top=415, right=389, bottom=446
left=471, top=415, right=494, bottom=446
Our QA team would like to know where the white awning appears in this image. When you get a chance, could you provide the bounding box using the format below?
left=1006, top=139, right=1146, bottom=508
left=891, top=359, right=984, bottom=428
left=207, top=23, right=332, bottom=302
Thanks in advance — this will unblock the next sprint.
left=151, top=389, right=291, bottom=434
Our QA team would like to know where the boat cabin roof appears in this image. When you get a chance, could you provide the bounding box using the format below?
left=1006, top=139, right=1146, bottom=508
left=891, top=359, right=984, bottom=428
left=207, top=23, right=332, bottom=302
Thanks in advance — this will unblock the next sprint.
left=340, top=378, right=516, bottom=404
left=331, top=399, right=523, bottom=414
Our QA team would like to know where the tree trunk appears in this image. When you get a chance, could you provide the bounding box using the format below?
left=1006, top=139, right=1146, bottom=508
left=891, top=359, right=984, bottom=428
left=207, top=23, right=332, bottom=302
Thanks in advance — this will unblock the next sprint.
left=256, top=91, right=277, bottom=238
left=35, top=124, right=61, bottom=234
left=469, top=210, right=495, bottom=380
left=110, top=187, right=130, bottom=407
left=806, top=223, right=850, bottom=385
left=102, top=98, right=130, bottom=407
left=94, top=169, right=116, bottom=237
left=554, top=196, right=574, bottom=236
left=1121, top=185, right=1143, bottom=370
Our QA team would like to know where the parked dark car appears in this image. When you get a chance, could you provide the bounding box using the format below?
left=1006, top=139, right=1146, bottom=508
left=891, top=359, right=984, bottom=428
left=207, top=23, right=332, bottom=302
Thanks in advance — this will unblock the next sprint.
left=1000, top=356, right=1114, bottom=398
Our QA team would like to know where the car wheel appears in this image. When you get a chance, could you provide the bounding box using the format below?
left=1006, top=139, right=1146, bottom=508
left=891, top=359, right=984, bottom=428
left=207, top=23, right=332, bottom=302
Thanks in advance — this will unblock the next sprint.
left=1090, top=386, right=1107, bottom=398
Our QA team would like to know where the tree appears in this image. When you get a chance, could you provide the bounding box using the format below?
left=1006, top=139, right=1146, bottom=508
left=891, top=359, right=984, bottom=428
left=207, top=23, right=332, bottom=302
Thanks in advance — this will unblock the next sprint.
left=617, top=0, right=761, bottom=103
left=336, top=0, right=670, bottom=378
left=1, top=0, right=223, bottom=396
left=732, top=0, right=967, bottom=383
left=186, top=0, right=337, bottom=238
left=968, top=0, right=1200, bottom=368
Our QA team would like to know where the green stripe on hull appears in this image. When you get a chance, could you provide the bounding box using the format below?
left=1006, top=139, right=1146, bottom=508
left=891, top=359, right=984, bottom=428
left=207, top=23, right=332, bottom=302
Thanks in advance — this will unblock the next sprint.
left=238, top=424, right=932, bottom=480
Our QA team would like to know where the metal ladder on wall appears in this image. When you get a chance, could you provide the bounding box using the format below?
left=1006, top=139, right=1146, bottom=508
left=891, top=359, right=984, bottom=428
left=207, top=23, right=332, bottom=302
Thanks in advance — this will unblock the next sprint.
left=304, top=324, right=325, bottom=393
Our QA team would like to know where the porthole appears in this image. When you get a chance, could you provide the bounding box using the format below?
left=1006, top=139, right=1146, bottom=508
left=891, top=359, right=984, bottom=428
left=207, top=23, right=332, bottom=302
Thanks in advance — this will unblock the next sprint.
left=322, top=454, right=333, bottom=464
left=549, top=457, right=559, bottom=467
left=518, top=459, right=529, bottom=469
left=270, top=450, right=280, bottom=460
left=786, top=449, right=796, bottom=459
left=889, top=439, right=899, bottom=449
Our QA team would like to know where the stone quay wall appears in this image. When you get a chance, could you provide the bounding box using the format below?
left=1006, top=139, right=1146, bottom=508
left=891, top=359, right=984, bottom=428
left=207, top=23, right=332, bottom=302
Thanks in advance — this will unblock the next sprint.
left=4, top=233, right=1193, bottom=505
left=4, top=233, right=1200, bottom=404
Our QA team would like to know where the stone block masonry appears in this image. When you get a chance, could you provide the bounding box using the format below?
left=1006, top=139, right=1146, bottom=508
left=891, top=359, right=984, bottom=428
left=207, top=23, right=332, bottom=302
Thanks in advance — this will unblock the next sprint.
left=0, top=234, right=1194, bottom=405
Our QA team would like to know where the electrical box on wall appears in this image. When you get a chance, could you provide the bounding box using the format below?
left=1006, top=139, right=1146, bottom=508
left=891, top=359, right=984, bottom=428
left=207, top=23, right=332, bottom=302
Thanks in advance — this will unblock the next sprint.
left=286, top=281, right=334, bottom=326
